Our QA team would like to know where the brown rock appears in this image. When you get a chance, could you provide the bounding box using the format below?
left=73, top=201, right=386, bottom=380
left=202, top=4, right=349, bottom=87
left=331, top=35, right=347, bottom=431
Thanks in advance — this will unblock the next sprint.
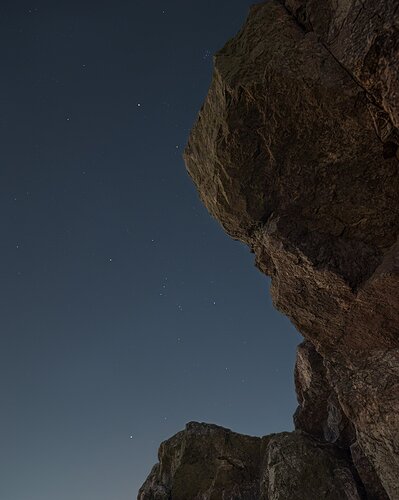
left=263, top=431, right=362, bottom=500
left=183, top=1, right=399, bottom=496
left=138, top=422, right=363, bottom=500
left=294, top=341, right=355, bottom=447
left=185, top=0, right=399, bottom=355
left=139, top=1, right=398, bottom=497
left=138, top=422, right=260, bottom=500
left=351, top=441, right=390, bottom=500
left=283, top=0, right=399, bottom=130
left=325, top=352, right=399, bottom=499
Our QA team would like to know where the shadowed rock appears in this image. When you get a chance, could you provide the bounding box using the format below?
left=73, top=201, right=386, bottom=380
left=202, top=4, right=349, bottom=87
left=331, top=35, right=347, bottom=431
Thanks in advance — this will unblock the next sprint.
left=138, top=422, right=363, bottom=500
left=350, top=441, right=390, bottom=500
left=283, top=0, right=399, bottom=130
left=294, top=341, right=355, bottom=447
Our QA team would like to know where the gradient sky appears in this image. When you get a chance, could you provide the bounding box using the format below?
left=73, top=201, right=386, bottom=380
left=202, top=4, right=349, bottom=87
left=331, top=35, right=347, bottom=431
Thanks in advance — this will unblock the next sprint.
left=0, top=1, right=301, bottom=499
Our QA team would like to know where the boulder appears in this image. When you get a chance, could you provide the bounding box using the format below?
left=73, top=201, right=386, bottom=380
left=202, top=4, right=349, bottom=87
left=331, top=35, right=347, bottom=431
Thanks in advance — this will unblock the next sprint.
left=138, top=422, right=363, bottom=500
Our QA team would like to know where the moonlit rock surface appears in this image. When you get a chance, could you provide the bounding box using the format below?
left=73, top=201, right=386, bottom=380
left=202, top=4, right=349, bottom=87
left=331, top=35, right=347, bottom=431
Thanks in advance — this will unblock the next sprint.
left=139, top=0, right=398, bottom=497
left=138, top=422, right=362, bottom=500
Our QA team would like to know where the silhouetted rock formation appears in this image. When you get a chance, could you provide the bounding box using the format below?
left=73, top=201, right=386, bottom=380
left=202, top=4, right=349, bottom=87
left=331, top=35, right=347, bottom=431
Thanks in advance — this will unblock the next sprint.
left=139, top=0, right=398, bottom=498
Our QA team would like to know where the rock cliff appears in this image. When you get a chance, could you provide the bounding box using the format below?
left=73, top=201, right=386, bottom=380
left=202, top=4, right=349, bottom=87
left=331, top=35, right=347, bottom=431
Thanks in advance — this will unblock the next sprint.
left=139, top=1, right=398, bottom=498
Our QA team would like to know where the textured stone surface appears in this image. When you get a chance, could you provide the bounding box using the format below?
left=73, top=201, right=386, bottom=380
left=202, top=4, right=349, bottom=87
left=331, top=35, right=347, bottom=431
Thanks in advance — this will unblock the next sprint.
left=138, top=422, right=260, bottom=500
left=325, top=351, right=399, bottom=499
left=294, top=341, right=355, bottom=447
left=139, top=0, right=398, bottom=498
left=283, top=0, right=399, bottom=130
left=351, top=441, right=390, bottom=500
left=264, top=431, right=362, bottom=500
left=138, top=423, right=363, bottom=500
left=185, top=0, right=399, bottom=356
left=183, top=1, right=398, bottom=497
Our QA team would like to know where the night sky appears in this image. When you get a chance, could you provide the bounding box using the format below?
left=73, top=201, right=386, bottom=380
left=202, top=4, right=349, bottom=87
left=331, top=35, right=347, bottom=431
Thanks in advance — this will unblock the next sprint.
left=1, top=1, right=301, bottom=499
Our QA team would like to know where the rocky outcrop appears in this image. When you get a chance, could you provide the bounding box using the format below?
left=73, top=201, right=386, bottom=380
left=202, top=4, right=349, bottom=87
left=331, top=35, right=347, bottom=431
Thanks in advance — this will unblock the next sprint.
left=139, top=0, right=398, bottom=498
left=138, top=422, right=364, bottom=500
left=138, top=423, right=260, bottom=500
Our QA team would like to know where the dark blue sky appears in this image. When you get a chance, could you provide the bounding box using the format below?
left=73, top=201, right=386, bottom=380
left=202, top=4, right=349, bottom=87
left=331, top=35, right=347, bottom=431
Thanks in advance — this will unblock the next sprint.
left=0, top=1, right=301, bottom=498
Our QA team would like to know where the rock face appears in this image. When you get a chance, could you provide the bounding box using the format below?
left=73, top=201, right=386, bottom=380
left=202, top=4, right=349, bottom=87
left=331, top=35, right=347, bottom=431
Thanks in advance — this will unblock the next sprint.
left=138, top=423, right=260, bottom=500
left=293, top=341, right=355, bottom=448
left=139, top=1, right=398, bottom=498
left=138, top=422, right=363, bottom=500
left=282, top=0, right=399, bottom=130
